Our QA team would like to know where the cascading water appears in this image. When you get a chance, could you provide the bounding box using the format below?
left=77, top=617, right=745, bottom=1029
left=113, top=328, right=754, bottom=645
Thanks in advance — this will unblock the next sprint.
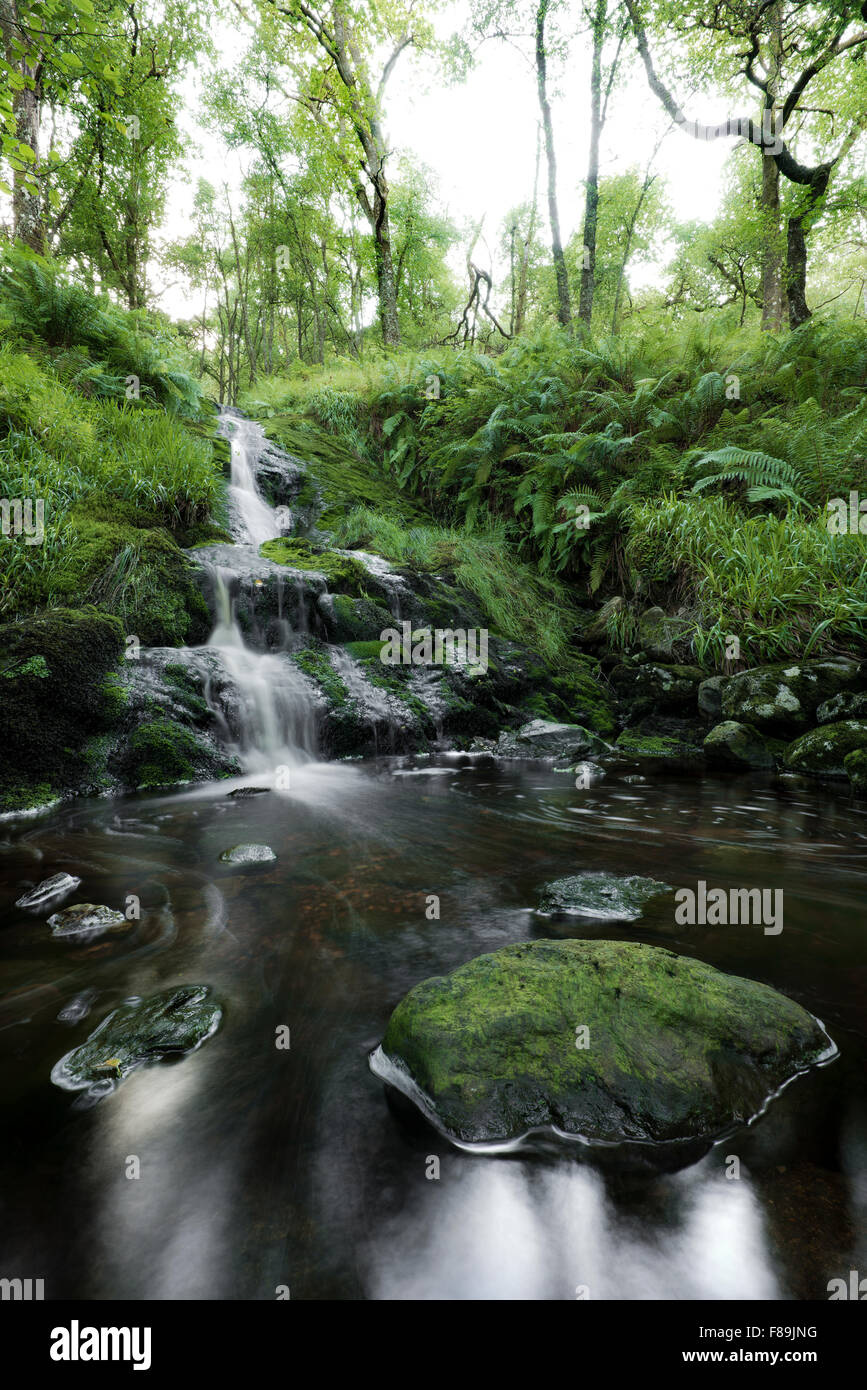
left=194, top=411, right=320, bottom=777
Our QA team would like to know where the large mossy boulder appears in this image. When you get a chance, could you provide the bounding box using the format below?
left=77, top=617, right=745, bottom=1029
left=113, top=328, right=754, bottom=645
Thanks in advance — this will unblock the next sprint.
left=721, top=660, right=862, bottom=733
left=703, top=720, right=775, bottom=770
left=783, top=720, right=867, bottom=777
left=375, top=940, right=831, bottom=1147
left=844, top=747, right=867, bottom=797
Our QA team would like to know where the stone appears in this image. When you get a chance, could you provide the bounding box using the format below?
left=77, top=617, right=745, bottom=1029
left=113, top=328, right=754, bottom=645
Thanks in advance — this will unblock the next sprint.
left=51, top=985, right=222, bottom=1094
left=721, top=660, right=861, bottom=733
left=47, top=903, right=128, bottom=937
left=698, top=676, right=726, bottom=719
left=15, top=872, right=81, bottom=909
left=844, top=747, right=867, bottom=796
left=218, top=843, right=277, bottom=864
left=374, top=940, right=833, bottom=1147
left=782, top=721, right=867, bottom=777
left=498, top=720, right=609, bottom=760
left=703, top=721, right=775, bottom=770
left=537, top=872, right=670, bottom=922
left=816, top=690, right=867, bottom=726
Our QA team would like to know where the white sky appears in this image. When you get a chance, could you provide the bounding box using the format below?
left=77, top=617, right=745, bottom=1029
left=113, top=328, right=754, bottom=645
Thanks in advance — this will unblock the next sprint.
left=154, top=2, right=738, bottom=320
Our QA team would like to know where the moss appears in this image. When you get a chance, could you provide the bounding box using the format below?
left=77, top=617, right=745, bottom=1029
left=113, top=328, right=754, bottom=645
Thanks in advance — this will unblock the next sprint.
left=126, top=719, right=207, bottom=788
left=264, top=414, right=426, bottom=530
left=616, top=729, right=704, bottom=763
left=344, top=639, right=387, bottom=662
left=0, top=782, right=56, bottom=813
left=379, top=939, right=830, bottom=1146
left=292, top=642, right=350, bottom=708
left=0, top=607, right=125, bottom=802
left=259, top=537, right=372, bottom=596
left=162, top=664, right=211, bottom=722
left=46, top=504, right=212, bottom=646
left=783, top=720, right=867, bottom=776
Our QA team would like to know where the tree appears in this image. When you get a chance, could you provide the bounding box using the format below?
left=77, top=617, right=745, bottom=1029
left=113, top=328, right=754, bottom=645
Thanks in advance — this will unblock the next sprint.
left=253, top=0, right=448, bottom=348
left=624, top=0, right=867, bottom=329
left=577, top=0, right=628, bottom=326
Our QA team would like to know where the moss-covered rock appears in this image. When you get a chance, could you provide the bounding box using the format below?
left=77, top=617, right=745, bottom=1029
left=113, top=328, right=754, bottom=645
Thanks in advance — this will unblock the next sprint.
left=374, top=940, right=832, bottom=1146
left=703, top=720, right=775, bottom=770
left=610, top=661, right=703, bottom=718
left=844, top=747, right=867, bottom=796
left=783, top=720, right=867, bottom=777
left=615, top=727, right=705, bottom=768
left=721, top=660, right=861, bottom=733
left=123, top=718, right=228, bottom=789
left=51, top=985, right=222, bottom=1097
left=0, top=607, right=125, bottom=810
left=816, top=690, right=867, bottom=725
left=52, top=503, right=212, bottom=647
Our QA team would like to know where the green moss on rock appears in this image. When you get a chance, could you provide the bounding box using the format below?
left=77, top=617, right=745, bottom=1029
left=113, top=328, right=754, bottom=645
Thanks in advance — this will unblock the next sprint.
left=783, top=720, right=867, bottom=777
left=377, top=939, right=832, bottom=1146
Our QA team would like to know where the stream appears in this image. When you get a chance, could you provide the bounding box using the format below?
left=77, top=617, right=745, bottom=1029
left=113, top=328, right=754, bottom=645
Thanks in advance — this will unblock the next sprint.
left=1, top=414, right=866, bottom=1300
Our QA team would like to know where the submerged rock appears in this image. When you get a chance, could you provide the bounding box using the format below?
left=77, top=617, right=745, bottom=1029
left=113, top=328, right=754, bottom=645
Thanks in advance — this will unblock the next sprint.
left=218, top=842, right=277, bottom=864
left=783, top=720, right=867, bottom=777
left=47, top=903, right=128, bottom=937
left=52, top=985, right=222, bottom=1094
left=374, top=940, right=833, bottom=1147
left=721, top=660, right=861, bottom=733
left=537, top=872, right=669, bottom=922
left=703, top=720, right=775, bottom=770
left=15, top=872, right=81, bottom=909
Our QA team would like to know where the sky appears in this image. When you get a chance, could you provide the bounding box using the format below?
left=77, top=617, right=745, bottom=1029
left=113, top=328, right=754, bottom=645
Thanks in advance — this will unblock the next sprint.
left=155, top=2, right=739, bottom=319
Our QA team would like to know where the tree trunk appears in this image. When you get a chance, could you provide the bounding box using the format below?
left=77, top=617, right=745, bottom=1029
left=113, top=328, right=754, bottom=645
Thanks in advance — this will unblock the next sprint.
left=371, top=192, right=400, bottom=346
left=535, top=0, right=571, bottom=328
left=760, top=154, right=784, bottom=331
left=579, top=0, right=606, bottom=326
left=514, top=126, right=541, bottom=337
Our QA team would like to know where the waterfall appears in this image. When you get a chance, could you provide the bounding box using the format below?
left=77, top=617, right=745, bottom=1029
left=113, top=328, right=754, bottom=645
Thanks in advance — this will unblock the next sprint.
left=197, top=412, right=319, bottom=776
left=225, top=410, right=282, bottom=548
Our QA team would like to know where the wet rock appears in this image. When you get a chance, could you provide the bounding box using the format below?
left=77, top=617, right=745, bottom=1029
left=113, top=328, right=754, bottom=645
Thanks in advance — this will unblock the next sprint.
left=374, top=940, right=834, bottom=1147
left=703, top=721, right=775, bottom=770
left=218, top=843, right=277, bottom=864
left=721, top=660, right=861, bottom=734
left=497, top=719, right=609, bottom=760
left=537, top=872, right=670, bottom=922
left=228, top=787, right=269, bottom=798
left=57, top=989, right=99, bottom=1024
left=610, top=661, right=703, bottom=719
left=15, top=872, right=81, bottom=909
left=571, top=760, right=607, bottom=786
left=783, top=720, right=867, bottom=777
left=47, top=903, right=129, bottom=937
left=51, top=985, right=222, bottom=1094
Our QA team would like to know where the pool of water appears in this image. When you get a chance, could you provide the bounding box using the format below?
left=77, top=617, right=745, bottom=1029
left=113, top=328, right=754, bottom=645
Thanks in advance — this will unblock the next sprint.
left=1, top=757, right=866, bottom=1300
